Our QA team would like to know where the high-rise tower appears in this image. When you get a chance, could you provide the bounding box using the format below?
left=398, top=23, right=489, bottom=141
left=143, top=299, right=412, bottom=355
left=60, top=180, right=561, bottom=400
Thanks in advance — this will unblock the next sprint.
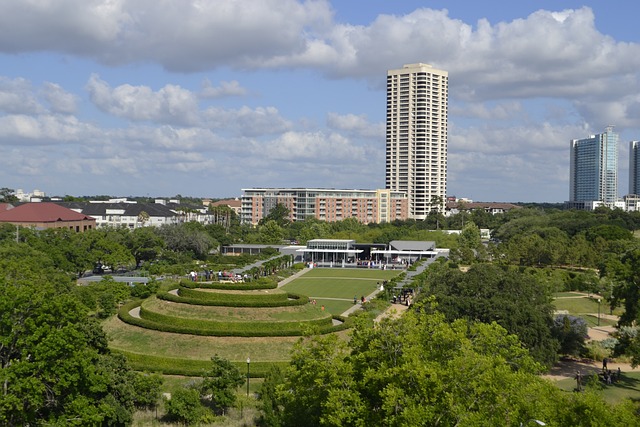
left=630, top=141, right=640, bottom=195
left=385, top=63, right=448, bottom=220
left=569, top=126, right=618, bottom=207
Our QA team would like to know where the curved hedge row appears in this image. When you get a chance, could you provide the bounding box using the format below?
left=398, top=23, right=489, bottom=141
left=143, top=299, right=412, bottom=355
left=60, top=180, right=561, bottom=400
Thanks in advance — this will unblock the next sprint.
left=178, top=286, right=288, bottom=304
left=158, top=290, right=309, bottom=307
left=118, top=300, right=351, bottom=337
left=179, top=279, right=277, bottom=290
left=113, top=349, right=287, bottom=377
left=138, top=304, right=332, bottom=334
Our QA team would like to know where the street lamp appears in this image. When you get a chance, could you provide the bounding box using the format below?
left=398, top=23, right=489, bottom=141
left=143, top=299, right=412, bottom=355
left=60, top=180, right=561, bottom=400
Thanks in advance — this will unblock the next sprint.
left=246, top=357, right=250, bottom=397
left=598, top=298, right=601, bottom=326
left=520, top=420, right=546, bottom=427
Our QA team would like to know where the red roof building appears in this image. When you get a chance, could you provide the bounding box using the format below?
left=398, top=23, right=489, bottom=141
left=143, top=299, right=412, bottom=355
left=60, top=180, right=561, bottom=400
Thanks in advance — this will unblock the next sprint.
left=0, top=202, right=96, bottom=232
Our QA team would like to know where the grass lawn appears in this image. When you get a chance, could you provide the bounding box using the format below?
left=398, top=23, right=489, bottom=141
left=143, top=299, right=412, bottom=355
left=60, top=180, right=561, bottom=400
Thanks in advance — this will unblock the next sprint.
left=282, top=268, right=399, bottom=300
left=106, top=267, right=399, bottom=370
left=301, top=268, right=400, bottom=280
left=311, top=299, right=354, bottom=316
left=142, top=296, right=327, bottom=322
left=554, top=371, right=640, bottom=405
left=552, top=296, right=624, bottom=317
left=103, top=316, right=298, bottom=362
left=553, top=292, right=589, bottom=298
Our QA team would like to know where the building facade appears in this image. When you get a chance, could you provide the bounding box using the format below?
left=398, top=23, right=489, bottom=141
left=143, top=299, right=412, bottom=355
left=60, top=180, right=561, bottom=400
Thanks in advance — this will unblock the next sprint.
left=569, top=126, right=619, bottom=208
left=241, top=188, right=408, bottom=225
left=386, top=63, right=448, bottom=220
left=629, top=141, right=640, bottom=196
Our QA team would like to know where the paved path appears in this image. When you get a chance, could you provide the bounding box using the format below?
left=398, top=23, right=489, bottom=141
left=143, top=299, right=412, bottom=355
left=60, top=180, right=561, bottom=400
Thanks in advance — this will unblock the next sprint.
left=129, top=306, right=141, bottom=318
left=277, top=268, right=311, bottom=287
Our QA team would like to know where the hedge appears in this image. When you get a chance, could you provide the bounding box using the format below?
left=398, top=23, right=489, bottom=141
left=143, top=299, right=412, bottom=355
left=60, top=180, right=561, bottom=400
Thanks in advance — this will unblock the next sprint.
left=118, top=300, right=350, bottom=337
left=178, top=287, right=288, bottom=304
left=158, top=290, right=309, bottom=307
left=113, top=349, right=288, bottom=377
left=138, top=304, right=332, bottom=334
left=179, top=279, right=277, bottom=290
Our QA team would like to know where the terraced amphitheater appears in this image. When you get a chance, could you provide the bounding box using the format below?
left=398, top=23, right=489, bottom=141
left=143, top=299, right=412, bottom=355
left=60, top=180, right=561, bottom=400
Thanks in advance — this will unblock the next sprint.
left=104, top=274, right=350, bottom=377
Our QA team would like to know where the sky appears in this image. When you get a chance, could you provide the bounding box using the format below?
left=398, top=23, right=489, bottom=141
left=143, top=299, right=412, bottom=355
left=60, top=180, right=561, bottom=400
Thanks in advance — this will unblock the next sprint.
left=1, top=1, right=640, bottom=202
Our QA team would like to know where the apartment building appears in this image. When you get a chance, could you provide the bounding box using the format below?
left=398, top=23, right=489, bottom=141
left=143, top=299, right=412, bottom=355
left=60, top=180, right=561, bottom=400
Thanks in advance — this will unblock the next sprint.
left=386, top=63, right=448, bottom=220
left=241, top=188, right=408, bottom=225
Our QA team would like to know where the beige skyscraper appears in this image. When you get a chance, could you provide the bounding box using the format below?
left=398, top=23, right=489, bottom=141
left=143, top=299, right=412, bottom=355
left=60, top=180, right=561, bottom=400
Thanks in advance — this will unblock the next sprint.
left=385, top=63, right=448, bottom=220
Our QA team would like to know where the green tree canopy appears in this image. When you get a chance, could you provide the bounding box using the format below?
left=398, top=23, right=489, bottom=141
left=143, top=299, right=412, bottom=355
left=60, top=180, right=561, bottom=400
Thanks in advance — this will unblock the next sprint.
left=262, top=304, right=637, bottom=426
left=0, top=244, right=137, bottom=425
left=420, top=263, right=559, bottom=367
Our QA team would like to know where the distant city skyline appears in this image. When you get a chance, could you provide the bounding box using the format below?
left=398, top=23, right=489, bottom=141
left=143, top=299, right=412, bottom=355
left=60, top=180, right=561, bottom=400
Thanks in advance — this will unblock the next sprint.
left=1, top=1, right=640, bottom=202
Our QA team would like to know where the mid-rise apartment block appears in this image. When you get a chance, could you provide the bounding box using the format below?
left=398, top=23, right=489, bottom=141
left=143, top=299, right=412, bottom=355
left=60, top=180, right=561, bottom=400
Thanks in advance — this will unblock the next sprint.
left=386, top=63, right=448, bottom=220
left=241, top=188, right=408, bottom=225
left=568, top=126, right=619, bottom=209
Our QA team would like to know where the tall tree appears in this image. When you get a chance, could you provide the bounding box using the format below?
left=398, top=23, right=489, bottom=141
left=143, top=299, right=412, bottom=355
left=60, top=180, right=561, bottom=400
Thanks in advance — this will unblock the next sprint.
left=420, top=263, right=559, bottom=367
left=264, top=305, right=637, bottom=426
left=0, top=244, right=137, bottom=425
left=259, top=203, right=291, bottom=227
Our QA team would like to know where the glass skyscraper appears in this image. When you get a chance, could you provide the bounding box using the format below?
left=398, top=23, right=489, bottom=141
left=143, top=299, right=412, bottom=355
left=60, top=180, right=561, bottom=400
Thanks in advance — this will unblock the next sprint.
left=569, top=126, right=618, bottom=207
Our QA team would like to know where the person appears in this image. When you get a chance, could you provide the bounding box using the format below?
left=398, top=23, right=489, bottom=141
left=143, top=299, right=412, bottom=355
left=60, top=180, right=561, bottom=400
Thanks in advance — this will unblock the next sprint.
left=575, top=371, right=582, bottom=391
left=603, top=357, right=608, bottom=371
left=321, top=305, right=325, bottom=311
left=353, top=295, right=357, bottom=305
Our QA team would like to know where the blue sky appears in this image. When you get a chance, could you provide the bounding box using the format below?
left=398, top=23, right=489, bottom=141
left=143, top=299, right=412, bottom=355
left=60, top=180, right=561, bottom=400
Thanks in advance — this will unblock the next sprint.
left=1, top=1, right=640, bottom=202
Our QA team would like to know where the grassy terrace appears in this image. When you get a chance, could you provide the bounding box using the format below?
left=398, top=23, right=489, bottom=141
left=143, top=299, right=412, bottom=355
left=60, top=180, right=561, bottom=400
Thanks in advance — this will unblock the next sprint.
left=103, top=316, right=301, bottom=362
left=104, top=267, right=402, bottom=374
left=141, top=296, right=328, bottom=322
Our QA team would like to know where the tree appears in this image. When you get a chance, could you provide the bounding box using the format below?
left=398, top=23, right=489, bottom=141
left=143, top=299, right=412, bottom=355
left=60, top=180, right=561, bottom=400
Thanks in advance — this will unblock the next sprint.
left=265, top=304, right=638, bottom=426
left=420, top=263, right=559, bottom=367
left=259, top=203, right=291, bottom=227
left=0, top=244, right=137, bottom=425
left=125, top=226, right=165, bottom=267
left=133, top=373, right=164, bottom=410
left=258, top=220, right=285, bottom=245
left=165, top=386, right=213, bottom=425
left=199, top=355, right=245, bottom=414
left=0, top=187, right=18, bottom=203
left=552, top=315, right=589, bottom=356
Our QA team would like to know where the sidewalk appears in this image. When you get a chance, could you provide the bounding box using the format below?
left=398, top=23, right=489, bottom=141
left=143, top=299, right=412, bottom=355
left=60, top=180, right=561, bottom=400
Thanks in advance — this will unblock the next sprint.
left=277, top=267, right=311, bottom=288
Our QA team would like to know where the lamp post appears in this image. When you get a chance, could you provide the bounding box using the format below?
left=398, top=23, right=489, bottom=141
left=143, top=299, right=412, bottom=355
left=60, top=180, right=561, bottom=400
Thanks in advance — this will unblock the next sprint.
left=246, top=357, right=250, bottom=397
left=598, top=298, right=601, bottom=326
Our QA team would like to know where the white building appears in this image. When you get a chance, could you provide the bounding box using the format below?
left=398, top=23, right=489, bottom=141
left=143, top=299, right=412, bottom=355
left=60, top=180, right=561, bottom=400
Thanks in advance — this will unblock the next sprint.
left=569, top=126, right=619, bottom=209
left=386, top=63, right=449, bottom=220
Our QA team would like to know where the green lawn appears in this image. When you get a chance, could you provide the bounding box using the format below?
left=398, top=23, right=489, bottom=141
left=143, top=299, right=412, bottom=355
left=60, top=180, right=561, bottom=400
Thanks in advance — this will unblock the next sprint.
left=141, top=296, right=327, bottom=322
left=554, top=371, right=640, bottom=404
left=301, top=268, right=400, bottom=280
left=552, top=296, right=623, bottom=316
left=310, top=299, right=355, bottom=316
left=105, top=267, right=400, bottom=369
left=103, top=316, right=298, bottom=362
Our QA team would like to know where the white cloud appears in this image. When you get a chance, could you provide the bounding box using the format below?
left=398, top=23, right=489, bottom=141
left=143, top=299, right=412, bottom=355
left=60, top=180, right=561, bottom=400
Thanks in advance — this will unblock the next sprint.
left=86, top=74, right=200, bottom=125
left=326, top=112, right=383, bottom=138
left=0, top=77, right=42, bottom=114
left=202, top=106, right=292, bottom=137
left=41, top=82, right=78, bottom=114
left=200, top=79, right=248, bottom=98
